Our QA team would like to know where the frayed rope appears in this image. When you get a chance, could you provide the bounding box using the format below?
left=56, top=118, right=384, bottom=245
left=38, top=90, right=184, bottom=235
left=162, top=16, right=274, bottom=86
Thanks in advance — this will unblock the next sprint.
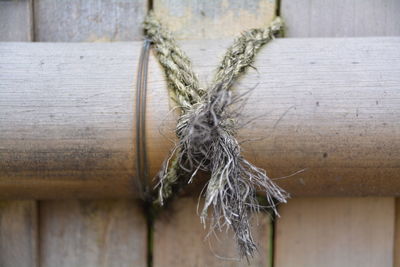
left=144, top=12, right=289, bottom=259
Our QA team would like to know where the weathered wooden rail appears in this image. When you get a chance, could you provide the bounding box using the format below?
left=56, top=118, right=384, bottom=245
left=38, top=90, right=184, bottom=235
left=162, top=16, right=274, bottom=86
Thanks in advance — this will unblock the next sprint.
left=0, top=37, right=399, bottom=199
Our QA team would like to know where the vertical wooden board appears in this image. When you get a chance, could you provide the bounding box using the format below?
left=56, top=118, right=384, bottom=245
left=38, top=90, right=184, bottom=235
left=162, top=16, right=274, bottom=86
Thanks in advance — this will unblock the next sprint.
left=281, top=0, right=400, bottom=37
left=0, top=0, right=33, bottom=41
left=394, top=198, right=400, bottom=267
left=151, top=1, right=276, bottom=265
left=154, top=198, right=272, bottom=267
left=35, top=1, right=148, bottom=266
left=275, top=198, right=395, bottom=267
left=0, top=201, right=38, bottom=267
left=153, top=0, right=277, bottom=39
left=277, top=1, right=399, bottom=266
left=0, top=2, right=38, bottom=267
left=40, top=200, right=147, bottom=267
left=34, top=0, right=147, bottom=41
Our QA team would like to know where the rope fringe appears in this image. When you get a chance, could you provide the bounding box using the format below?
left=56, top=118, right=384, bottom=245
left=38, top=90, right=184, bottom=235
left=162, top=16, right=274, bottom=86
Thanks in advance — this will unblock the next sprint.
left=144, top=12, right=288, bottom=259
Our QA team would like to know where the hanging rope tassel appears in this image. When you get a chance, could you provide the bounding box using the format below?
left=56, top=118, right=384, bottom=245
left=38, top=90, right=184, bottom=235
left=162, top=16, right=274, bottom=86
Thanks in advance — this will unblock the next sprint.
left=144, top=12, right=289, bottom=259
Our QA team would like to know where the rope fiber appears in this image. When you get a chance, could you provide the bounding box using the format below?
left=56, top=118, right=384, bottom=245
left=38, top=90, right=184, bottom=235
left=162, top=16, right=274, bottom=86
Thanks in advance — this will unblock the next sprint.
left=144, top=12, right=288, bottom=259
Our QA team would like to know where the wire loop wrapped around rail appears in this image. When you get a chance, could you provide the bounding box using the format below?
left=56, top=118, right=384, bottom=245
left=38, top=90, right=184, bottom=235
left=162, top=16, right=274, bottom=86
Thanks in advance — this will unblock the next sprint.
left=135, top=39, right=151, bottom=201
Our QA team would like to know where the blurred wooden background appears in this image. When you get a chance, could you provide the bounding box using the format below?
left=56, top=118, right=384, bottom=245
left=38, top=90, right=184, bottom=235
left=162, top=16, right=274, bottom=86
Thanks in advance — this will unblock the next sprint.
left=0, top=0, right=399, bottom=266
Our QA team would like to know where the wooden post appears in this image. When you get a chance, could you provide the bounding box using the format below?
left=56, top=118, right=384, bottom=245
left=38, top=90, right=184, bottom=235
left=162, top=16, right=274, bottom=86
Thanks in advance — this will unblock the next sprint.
left=0, top=37, right=400, bottom=198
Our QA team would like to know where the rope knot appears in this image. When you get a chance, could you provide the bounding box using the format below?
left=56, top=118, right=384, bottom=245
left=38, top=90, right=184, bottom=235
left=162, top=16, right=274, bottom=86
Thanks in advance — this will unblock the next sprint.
left=144, top=12, right=288, bottom=259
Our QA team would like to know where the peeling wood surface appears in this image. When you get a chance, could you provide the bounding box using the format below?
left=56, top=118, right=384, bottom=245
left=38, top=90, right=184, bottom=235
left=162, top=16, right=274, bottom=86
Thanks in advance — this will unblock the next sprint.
left=0, top=37, right=400, bottom=198
left=275, top=198, right=395, bottom=267
left=34, top=0, right=147, bottom=41
left=40, top=200, right=147, bottom=267
left=153, top=198, right=271, bottom=267
left=153, top=0, right=277, bottom=40
left=282, top=0, right=400, bottom=37
left=0, top=201, right=38, bottom=267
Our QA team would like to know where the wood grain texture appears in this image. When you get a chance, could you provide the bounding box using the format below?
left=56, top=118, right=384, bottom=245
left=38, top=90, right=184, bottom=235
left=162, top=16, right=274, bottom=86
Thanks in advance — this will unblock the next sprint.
left=281, top=0, right=400, bottom=37
left=395, top=198, right=400, bottom=267
left=0, top=42, right=140, bottom=198
left=0, top=201, right=38, bottom=267
left=33, top=0, right=147, bottom=42
left=152, top=0, right=276, bottom=40
left=0, top=0, right=33, bottom=42
left=0, top=38, right=399, bottom=198
left=153, top=198, right=271, bottom=266
left=0, top=3, right=38, bottom=267
left=278, top=2, right=399, bottom=267
left=39, top=200, right=146, bottom=267
left=274, top=198, right=395, bottom=267
left=34, top=5, right=149, bottom=267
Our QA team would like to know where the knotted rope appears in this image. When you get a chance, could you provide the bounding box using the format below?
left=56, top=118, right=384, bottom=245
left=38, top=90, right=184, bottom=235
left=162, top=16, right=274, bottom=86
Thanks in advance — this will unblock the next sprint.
left=144, top=12, right=288, bottom=259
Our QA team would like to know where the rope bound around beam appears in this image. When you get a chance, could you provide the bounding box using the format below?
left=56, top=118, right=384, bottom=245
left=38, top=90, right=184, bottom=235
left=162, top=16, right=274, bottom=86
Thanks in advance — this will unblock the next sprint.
left=144, top=11, right=288, bottom=259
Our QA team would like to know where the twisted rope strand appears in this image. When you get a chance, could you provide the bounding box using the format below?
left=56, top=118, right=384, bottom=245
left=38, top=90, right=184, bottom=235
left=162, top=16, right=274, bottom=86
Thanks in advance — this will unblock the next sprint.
left=144, top=13, right=288, bottom=259
left=213, top=18, right=283, bottom=92
left=144, top=13, right=206, bottom=110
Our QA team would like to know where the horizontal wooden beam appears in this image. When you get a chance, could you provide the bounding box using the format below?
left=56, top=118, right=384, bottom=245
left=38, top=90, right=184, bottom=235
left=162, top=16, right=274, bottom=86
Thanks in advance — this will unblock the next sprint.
left=0, top=37, right=399, bottom=199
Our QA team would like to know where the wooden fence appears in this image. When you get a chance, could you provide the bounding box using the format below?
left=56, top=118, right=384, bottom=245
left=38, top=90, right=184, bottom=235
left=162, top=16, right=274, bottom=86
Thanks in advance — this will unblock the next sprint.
left=0, top=0, right=399, bottom=266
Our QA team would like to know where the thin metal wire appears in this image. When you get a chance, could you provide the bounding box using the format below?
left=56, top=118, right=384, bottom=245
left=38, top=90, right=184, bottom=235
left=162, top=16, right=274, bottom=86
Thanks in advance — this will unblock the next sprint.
left=136, top=39, right=151, bottom=200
